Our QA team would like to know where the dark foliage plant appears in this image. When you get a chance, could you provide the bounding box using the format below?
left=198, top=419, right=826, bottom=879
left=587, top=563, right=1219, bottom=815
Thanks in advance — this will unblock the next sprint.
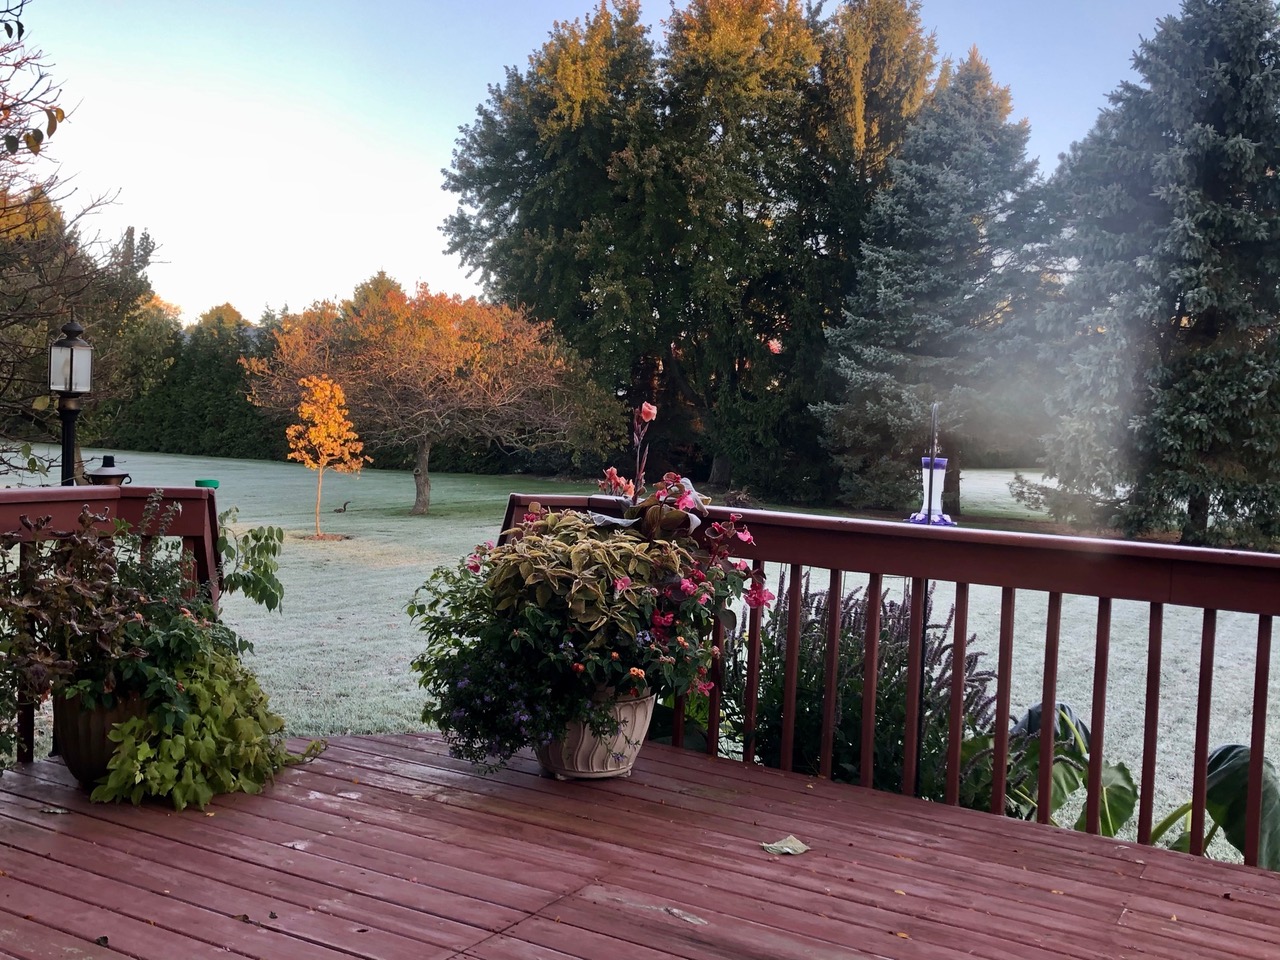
left=721, top=571, right=995, bottom=799
left=0, top=494, right=311, bottom=807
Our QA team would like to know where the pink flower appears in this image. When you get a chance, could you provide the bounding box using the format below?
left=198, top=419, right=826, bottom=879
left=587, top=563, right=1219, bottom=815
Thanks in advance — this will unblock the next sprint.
left=614, top=576, right=632, bottom=592
left=736, top=528, right=755, bottom=544
left=640, top=402, right=658, bottom=423
left=676, top=491, right=696, bottom=511
left=465, top=556, right=482, bottom=574
left=680, top=578, right=697, bottom=595
left=767, top=338, right=782, bottom=354
left=744, top=582, right=775, bottom=609
left=697, top=593, right=710, bottom=606
left=696, top=680, right=715, bottom=696
left=733, top=559, right=750, bottom=572
left=652, top=611, right=674, bottom=628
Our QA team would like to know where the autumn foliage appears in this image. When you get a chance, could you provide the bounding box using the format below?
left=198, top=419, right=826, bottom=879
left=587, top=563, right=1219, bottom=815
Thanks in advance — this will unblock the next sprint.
left=286, top=375, right=369, bottom=536
left=247, top=274, right=619, bottom=516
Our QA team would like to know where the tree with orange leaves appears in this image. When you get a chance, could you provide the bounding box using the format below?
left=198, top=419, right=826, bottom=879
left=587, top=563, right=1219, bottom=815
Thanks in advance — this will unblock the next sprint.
left=247, top=273, right=618, bottom=516
left=286, top=375, right=369, bottom=537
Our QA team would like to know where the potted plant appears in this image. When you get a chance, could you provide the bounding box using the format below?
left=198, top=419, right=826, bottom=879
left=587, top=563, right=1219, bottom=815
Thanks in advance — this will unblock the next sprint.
left=409, top=404, right=772, bottom=777
left=0, top=497, right=315, bottom=808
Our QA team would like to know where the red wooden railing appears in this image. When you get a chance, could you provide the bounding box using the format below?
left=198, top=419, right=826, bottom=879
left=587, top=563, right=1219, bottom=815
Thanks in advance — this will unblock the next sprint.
left=1, top=485, right=221, bottom=763
left=502, top=493, right=1280, bottom=866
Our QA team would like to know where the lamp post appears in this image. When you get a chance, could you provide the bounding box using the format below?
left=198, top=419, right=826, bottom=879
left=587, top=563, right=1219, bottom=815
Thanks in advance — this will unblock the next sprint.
left=48, top=315, right=93, bottom=486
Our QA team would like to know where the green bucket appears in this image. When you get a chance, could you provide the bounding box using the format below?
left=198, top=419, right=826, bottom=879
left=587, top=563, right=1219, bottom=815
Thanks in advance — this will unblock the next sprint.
left=194, top=479, right=220, bottom=489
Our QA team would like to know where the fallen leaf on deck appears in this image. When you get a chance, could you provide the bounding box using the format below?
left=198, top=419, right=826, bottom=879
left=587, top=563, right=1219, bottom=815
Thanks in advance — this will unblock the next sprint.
left=39, top=807, right=70, bottom=815
left=761, top=835, right=810, bottom=855
left=895, top=931, right=911, bottom=939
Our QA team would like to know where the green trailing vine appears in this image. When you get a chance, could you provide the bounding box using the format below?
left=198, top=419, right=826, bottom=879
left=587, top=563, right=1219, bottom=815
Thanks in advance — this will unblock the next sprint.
left=92, top=649, right=312, bottom=810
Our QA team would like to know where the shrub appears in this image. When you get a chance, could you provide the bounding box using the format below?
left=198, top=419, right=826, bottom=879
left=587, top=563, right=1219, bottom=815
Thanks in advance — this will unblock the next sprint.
left=721, top=571, right=995, bottom=799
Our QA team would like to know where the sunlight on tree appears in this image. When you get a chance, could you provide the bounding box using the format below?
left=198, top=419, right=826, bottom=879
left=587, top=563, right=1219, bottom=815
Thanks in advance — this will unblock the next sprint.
left=286, top=375, right=369, bottom=537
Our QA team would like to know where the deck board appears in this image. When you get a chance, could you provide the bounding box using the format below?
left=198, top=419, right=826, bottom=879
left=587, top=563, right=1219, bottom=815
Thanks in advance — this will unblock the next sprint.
left=2, top=732, right=1278, bottom=960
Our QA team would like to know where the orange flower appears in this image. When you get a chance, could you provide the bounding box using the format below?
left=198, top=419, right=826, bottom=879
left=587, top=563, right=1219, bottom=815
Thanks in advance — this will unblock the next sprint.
left=629, top=667, right=645, bottom=679
left=611, top=651, right=620, bottom=660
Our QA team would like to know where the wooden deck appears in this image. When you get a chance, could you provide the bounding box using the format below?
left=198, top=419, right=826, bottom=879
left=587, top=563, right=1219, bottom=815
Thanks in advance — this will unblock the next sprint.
left=1, top=734, right=1277, bottom=960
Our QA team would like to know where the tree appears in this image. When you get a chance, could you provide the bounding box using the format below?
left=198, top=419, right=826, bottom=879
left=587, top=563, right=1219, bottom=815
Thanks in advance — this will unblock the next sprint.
left=287, top=375, right=367, bottom=537
left=819, top=49, right=1047, bottom=509
left=117, top=304, right=285, bottom=460
left=1037, top=0, right=1280, bottom=546
left=0, top=3, right=114, bottom=477
left=247, top=274, right=620, bottom=515
left=442, top=0, right=938, bottom=498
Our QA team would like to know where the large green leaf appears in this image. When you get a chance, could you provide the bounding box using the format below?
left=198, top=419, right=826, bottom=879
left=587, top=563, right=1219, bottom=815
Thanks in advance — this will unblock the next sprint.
left=1205, top=744, right=1280, bottom=870
left=1073, top=761, right=1137, bottom=837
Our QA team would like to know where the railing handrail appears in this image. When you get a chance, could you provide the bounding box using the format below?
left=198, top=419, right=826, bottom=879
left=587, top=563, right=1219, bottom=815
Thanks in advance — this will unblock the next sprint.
left=0, top=485, right=222, bottom=603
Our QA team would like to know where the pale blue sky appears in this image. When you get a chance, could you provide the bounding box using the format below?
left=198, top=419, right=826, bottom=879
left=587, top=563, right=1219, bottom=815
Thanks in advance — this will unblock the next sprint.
left=38, top=0, right=1180, bottom=322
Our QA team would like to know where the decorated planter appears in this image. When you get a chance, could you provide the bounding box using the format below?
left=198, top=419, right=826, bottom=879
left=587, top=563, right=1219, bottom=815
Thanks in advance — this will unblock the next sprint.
left=535, top=693, right=656, bottom=779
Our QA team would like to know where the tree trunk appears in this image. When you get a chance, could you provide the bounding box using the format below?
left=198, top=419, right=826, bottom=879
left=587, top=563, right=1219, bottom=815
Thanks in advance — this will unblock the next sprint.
left=1181, top=491, right=1210, bottom=545
left=411, top=441, right=432, bottom=516
left=943, top=455, right=961, bottom=518
left=314, top=465, right=325, bottom=536
left=708, top=452, right=733, bottom=489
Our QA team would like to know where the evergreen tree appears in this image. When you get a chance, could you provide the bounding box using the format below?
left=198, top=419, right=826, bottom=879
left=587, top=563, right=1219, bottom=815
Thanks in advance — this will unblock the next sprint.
left=820, top=50, right=1046, bottom=509
left=1039, top=0, right=1280, bottom=546
left=119, top=304, right=285, bottom=460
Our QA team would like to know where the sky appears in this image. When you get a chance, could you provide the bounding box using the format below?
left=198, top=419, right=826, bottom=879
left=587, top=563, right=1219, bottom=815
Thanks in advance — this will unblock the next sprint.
left=37, top=0, right=1183, bottom=324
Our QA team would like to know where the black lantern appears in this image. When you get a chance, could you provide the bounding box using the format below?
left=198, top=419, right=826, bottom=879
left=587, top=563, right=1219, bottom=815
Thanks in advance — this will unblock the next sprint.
left=48, top=315, right=93, bottom=485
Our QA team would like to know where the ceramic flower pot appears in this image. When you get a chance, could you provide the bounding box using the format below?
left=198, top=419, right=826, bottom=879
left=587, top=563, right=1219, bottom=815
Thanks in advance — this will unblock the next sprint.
left=535, top=693, right=656, bottom=779
left=52, top=690, right=148, bottom=789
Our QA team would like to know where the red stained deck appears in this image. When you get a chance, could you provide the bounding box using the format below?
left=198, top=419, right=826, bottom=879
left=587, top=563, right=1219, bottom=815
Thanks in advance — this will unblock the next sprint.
left=1, top=733, right=1277, bottom=960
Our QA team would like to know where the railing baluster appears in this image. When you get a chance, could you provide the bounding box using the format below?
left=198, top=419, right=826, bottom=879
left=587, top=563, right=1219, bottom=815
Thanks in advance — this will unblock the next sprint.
left=779, top=563, right=804, bottom=773
left=16, top=540, right=34, bottom=763
left=992, top=587, right=1016, bottom=816
left=1138, top=603, right=1164, bottom=845
left=1037, top=592, right=1063, bottom=825
left=945, top=582, right=970, bottom=805
left=902, top=577, right=926, bottom=797
left=1246, top=615, right=1273, bottom=866
left=672, top=694, right=686, bottom=748
left=1085, top=597, right=1112, bottom=835
left=820, top=569, right=843, bottom=779
left=1190, top=609, right=1217, bottom=856
left=706, top=617, right=724, bottom=757
left=860, top=572, right=883, bottom=789
left=742, top=560, right=765, bottom=764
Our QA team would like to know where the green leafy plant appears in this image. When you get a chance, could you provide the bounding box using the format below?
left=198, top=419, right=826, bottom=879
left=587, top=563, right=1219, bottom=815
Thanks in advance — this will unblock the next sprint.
left=409, top=492, right=767, bottom=770
left=967, top=704, right=1280, bottom=871
left=216, top=507, right=285, bottom=612
left=721, top=573, right=996, bottom=799
left=93, top=648, right=318, bottom=810
left=0, top=494, right=317, bottom=805
left=961, top=704, right=1137, bottom=835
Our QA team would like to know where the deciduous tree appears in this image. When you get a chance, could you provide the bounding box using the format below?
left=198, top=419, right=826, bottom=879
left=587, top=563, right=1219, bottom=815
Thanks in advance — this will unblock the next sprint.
left=248, top=274, right=620, bottom=515
left=287, top=374, right=368, bottom=537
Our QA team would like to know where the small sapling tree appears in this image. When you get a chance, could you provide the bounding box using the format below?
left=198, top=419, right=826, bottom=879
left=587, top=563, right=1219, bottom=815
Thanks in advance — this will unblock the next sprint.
left=286, top=375, right=368, bottom=537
